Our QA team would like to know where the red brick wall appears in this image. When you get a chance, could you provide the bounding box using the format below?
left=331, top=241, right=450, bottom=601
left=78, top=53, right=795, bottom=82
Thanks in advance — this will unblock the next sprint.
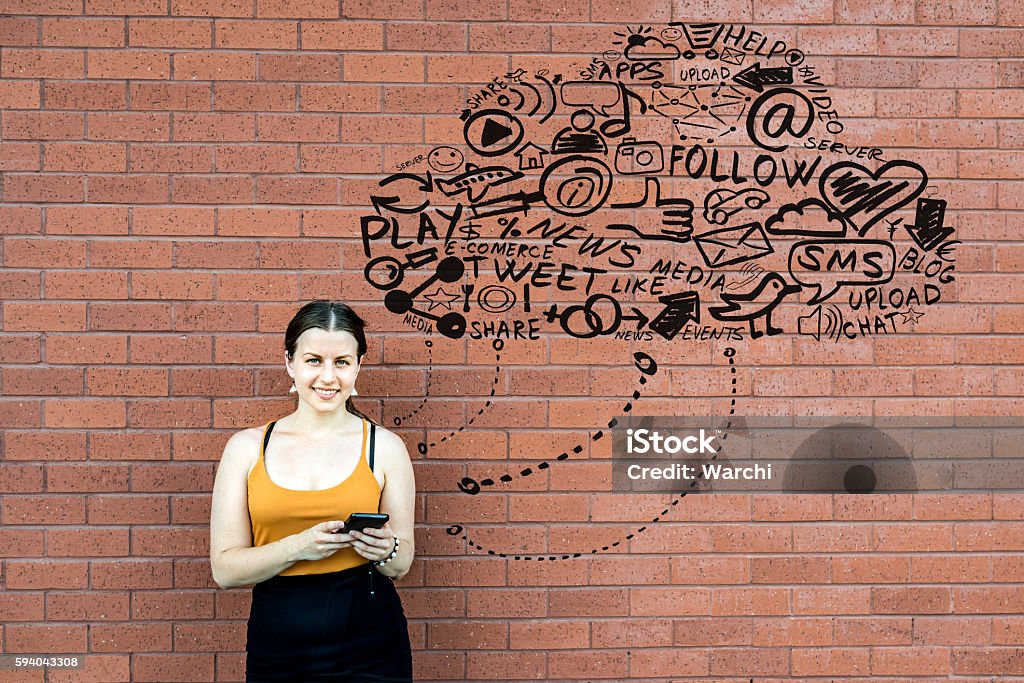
left=1, top=0, right=1023, bottom=681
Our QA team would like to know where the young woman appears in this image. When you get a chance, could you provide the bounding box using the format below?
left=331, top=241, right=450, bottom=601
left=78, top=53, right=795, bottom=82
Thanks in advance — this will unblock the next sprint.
left=210, top=301, right=415, bottom=682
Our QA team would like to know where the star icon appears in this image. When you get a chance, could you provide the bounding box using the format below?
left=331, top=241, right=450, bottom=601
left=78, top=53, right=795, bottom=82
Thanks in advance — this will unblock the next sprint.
left=422, top=286, right=459, bottom=312
left=900, top=308, right=924, bottom=325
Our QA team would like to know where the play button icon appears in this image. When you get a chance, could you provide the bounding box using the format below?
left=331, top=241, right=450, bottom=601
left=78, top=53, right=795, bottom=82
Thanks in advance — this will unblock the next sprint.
left=481, top=118, right=513, bottom=147
left=464, top=109, right=524, bottom=157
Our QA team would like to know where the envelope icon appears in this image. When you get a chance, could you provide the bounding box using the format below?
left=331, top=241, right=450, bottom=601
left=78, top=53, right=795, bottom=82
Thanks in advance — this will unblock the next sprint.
left=720, top=47, right=746, bottom=66
left=694, top=221, right=774, bottom=268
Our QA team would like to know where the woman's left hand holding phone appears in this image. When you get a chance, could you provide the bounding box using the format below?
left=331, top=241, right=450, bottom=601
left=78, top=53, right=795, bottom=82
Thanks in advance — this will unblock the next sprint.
left=348, top=522, right=396, bottom=563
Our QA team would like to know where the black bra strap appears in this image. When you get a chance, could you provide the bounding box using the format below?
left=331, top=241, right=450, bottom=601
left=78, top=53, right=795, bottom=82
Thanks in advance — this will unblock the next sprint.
left=368, top=422, right=376, bottom=473
left=263, top=421, right=277, bottom=453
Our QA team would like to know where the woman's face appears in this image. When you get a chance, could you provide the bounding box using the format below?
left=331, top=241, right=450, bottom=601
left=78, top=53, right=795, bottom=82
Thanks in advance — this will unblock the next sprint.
left=286, top=328, right=361, bottom=412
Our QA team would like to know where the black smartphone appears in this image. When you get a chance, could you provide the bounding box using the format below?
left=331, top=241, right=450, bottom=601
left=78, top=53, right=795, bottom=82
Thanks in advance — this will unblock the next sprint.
left=335, top=512, right=389, bottom=534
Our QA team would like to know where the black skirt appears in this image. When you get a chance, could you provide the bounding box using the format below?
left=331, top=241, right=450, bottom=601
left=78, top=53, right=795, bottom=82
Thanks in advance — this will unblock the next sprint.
left=246, top=563, right=413, bottom=682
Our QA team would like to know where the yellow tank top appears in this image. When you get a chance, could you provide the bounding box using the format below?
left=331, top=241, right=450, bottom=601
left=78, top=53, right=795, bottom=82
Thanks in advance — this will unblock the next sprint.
left=248, top=419, right=382, bottom=576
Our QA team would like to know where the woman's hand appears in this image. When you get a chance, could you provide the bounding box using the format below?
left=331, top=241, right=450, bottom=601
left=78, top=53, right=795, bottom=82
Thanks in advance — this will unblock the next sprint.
left=288, top=521, right=354, bottom=562
left=348, top=522, right=397, bottom=563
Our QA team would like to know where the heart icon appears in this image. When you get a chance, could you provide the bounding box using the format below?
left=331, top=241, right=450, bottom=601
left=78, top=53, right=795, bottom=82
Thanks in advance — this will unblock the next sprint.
left=819, top=160, right=927, bottom=237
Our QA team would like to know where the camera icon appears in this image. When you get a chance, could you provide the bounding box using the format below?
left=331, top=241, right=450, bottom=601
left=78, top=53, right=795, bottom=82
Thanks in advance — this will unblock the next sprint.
left=614, top=138, right=664, bottom=175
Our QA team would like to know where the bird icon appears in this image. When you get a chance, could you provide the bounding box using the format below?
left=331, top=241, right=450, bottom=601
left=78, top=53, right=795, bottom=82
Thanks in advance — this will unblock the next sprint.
left=708, top=273, right=801, bottom=339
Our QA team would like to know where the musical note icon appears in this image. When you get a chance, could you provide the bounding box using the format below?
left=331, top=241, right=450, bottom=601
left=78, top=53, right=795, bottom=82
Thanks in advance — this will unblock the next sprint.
left=598, top=83, right=648, bottom=139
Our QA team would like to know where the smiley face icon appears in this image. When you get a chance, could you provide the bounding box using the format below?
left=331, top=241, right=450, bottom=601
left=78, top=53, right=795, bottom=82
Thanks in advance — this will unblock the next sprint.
left=428, top=146, right=464, bottom=173
left=660, top=26, right=683, bottom=42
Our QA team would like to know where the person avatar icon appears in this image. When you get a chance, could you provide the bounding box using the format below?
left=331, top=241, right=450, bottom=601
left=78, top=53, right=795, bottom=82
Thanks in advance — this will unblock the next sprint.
left=551, top=109, right=608, bottom=155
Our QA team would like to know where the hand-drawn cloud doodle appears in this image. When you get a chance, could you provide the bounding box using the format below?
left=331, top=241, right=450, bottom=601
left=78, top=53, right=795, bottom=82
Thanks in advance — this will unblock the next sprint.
left=358, top=23, right=960, bottom=559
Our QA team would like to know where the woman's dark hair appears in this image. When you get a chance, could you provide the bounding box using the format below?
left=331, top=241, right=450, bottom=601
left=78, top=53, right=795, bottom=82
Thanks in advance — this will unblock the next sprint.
left=285, top=301, right=372, bottom=422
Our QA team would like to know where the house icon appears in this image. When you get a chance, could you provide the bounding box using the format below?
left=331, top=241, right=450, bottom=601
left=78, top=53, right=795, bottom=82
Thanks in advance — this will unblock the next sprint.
left=514, top=142, right=547, bottom=170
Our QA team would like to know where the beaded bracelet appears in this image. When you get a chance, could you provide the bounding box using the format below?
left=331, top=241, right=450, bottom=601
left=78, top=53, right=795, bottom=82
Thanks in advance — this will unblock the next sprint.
left=374, top=537, right=400, bottom=567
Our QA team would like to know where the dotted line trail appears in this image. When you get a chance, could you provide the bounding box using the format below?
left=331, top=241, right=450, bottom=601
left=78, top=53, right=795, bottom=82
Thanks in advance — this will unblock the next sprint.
left=446, top=347, right=738, bottom=560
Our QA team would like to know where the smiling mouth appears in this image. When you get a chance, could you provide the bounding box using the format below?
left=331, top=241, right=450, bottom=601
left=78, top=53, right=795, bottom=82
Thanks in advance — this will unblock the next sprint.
left=313, top=387, right=340, bottom=399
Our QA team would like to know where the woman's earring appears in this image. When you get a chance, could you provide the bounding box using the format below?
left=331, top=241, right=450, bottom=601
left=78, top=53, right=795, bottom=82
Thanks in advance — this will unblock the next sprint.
left=351, top=386, right=358, bottom=396
left=289, top=382, right=297, bottom=394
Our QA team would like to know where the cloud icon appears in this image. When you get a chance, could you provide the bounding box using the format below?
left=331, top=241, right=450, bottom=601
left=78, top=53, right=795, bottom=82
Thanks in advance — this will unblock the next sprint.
left=624, top=35, right=681, bottom=61
left=764, top=198, right=848, bottom=238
